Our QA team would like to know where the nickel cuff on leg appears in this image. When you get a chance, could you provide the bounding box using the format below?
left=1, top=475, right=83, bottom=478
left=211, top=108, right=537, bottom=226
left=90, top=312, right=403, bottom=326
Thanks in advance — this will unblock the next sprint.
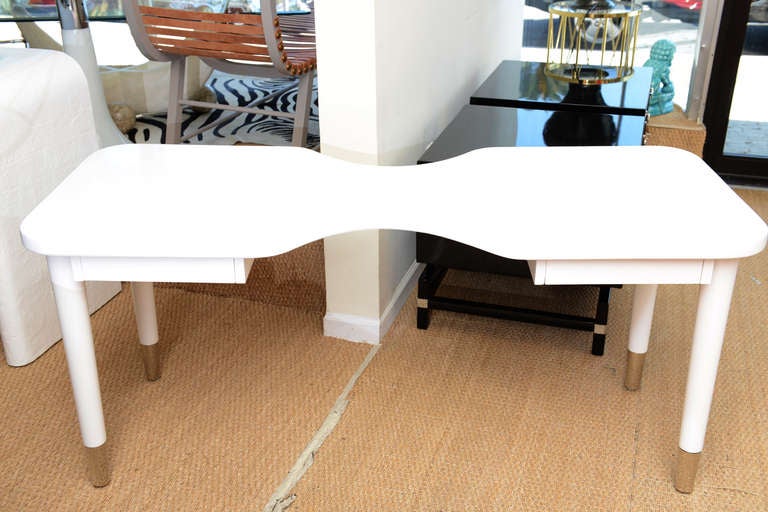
left=674, top=448, right=701, bottom=494
left=140, top=343, right=161, bottom=381
left=85, top=443, right=110, bottom=487
left=624, top=350, right=646, bottom=391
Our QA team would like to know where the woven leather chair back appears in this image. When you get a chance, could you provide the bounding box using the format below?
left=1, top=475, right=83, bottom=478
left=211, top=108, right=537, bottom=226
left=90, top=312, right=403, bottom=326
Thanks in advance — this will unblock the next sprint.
left=126, top=0, right=316, bottom=76
left=138, top=7, right=272, bottom=63
left=122, top=0, right=317, bottom=146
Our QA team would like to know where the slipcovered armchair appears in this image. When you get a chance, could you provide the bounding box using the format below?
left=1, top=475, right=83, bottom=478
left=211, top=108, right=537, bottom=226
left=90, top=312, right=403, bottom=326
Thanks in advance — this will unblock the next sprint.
left=123, top=0, right=316, bottom=146
left=0, top=48, right=120, bottom=366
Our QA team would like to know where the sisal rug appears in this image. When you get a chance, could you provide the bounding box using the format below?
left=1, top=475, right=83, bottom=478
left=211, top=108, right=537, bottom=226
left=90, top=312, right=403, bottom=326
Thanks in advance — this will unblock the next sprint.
left=0, top=286, right=370, bottom=511
left=127, top=70, right=320, bottom=147
left=289, top=188, right=768, bottom=511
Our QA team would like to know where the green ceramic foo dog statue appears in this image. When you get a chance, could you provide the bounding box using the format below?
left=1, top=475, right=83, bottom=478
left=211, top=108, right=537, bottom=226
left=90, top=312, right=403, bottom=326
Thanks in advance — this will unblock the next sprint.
left=644, top=39, right=676, bottom=116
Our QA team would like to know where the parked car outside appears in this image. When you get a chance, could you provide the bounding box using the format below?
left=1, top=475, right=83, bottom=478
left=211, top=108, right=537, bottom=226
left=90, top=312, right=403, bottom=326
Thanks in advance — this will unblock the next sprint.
left=653, top=0, right=768, bottom=23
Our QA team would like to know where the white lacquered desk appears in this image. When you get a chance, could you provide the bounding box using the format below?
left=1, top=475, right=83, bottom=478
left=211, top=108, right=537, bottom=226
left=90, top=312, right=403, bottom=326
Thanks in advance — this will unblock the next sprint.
left=20, top=144, right=768, bottom=492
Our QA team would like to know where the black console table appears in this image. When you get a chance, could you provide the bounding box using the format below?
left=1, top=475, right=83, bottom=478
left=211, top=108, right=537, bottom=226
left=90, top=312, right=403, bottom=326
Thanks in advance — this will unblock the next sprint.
left=416, top=61, right=651, bottom=355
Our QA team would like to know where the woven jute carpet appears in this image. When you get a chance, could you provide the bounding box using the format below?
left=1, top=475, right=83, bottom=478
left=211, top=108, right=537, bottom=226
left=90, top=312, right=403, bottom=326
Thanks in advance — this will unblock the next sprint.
left=1, top=189, right=766, bottom=511
left=0, top=285, right=370, bottom=511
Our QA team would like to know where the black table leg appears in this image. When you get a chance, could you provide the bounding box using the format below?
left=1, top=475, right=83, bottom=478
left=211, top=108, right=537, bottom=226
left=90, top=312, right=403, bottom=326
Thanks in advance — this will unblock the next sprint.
left=417, top=264, right=447, bottom=329
left=591, top=285, right=612, bottom=356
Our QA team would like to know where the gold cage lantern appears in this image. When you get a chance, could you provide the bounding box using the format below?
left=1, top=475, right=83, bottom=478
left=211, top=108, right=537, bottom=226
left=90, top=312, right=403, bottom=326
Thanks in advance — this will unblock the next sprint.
left=545, top=0, right=642, bottom=85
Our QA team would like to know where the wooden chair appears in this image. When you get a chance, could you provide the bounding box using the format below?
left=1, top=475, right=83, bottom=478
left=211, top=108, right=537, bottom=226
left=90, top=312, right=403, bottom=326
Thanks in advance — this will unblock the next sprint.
left=123, top=0, right=316, bottom=146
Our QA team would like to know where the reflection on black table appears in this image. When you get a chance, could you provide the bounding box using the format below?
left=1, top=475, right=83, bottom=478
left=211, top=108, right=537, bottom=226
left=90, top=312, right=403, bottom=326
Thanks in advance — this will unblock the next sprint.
left=419, top=104, right=645, bottom=164
left=470, top=60, right=653, bottom=116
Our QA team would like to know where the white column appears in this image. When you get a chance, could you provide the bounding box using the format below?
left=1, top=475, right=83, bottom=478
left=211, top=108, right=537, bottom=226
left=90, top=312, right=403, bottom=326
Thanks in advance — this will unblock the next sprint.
left=316, top=0, right=520, bottom=344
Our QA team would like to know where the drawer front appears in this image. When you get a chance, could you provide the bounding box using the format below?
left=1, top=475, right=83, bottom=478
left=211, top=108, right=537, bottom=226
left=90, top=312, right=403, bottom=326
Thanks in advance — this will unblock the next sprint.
left=71, top=256, right=254, bottom=284
left=532, top=259, right=713, bottom=285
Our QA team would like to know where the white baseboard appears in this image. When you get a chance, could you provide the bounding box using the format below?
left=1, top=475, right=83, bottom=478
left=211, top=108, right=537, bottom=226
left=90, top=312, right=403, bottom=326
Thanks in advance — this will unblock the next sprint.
left=379, top=260, right=423, bottom=339
left=323, top=313, right=381, bottom=344
left=323, top=260, right=423, bottom=344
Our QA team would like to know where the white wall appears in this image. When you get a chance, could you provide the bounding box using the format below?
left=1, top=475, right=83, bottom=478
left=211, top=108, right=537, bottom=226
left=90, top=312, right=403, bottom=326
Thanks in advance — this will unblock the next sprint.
left=317, top=0, right=523, bottom=343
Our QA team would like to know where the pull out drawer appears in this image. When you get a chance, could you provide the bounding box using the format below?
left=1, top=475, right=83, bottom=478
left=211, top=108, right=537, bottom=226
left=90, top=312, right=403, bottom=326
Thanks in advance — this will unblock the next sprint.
left=530, top=259, right=713, bottom=285
left=71, top=256, right=254, bottom=284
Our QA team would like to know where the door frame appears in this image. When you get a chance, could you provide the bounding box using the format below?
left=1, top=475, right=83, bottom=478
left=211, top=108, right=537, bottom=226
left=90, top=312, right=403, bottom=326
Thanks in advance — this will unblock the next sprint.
left=702, top=0, right=767, bottom=186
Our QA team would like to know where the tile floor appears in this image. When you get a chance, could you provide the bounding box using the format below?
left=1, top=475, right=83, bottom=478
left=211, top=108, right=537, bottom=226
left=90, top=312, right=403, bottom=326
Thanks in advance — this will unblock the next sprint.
left=725, top=120, right=768, bottom=157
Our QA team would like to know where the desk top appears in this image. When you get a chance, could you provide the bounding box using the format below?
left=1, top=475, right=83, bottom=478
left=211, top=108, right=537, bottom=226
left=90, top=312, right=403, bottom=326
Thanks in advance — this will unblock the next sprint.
left=470, top=61, right=653, bottom=116
left=21, top=144, right=767, bottom=262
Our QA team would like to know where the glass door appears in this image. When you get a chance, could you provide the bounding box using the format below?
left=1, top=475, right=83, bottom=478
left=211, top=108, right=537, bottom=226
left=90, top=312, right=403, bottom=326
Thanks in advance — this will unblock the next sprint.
left=703, top=0, right=768, bottom=185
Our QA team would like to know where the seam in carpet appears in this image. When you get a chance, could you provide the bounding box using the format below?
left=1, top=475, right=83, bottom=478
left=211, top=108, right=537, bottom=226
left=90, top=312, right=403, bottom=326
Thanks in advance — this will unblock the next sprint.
left=262, top=344, right=381, bottom=512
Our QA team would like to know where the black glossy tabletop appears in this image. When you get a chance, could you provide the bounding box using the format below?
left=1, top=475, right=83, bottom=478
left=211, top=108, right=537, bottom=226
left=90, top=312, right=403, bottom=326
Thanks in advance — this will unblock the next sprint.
left=419, top=104, right=646, bottom=164
left=470, top=60, right=653, bottom=116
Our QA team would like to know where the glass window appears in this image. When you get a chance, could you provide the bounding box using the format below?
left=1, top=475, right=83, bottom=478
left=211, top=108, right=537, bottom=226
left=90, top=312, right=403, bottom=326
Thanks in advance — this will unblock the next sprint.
left=722, top=2, right=768, bottom=158
left=0, top=0, right=125, bottom=20
left=0, top=0, right=307, bottom=19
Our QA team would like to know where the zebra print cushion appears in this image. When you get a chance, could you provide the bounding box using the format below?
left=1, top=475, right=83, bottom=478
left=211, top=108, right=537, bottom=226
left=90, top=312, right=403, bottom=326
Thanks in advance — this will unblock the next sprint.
left=127, top=70, right=319, bottom=147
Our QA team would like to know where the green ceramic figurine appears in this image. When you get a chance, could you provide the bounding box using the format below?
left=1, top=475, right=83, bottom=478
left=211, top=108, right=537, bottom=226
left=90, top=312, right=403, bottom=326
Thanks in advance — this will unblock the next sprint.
left=644, top=39, right=676, bottom=116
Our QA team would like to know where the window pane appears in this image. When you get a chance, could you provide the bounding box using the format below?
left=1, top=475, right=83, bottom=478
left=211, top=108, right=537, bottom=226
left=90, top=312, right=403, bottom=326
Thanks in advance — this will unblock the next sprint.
left=723, top=6, right=768, bottom=158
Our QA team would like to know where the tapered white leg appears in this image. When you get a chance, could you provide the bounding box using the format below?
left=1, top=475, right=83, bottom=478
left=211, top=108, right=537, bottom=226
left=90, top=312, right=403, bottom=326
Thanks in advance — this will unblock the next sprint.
left=675, top=259, right=739, bottom=493
left=624, top=284, right=658, bottom=390
left=47, top=256, right=110, bottom=487
left=131, top=282, right=160, bottom=381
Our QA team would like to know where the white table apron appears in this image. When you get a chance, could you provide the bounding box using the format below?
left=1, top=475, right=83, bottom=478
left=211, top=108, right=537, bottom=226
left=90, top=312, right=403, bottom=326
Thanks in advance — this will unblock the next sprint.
left=20, top=144, right=768, bottom=493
